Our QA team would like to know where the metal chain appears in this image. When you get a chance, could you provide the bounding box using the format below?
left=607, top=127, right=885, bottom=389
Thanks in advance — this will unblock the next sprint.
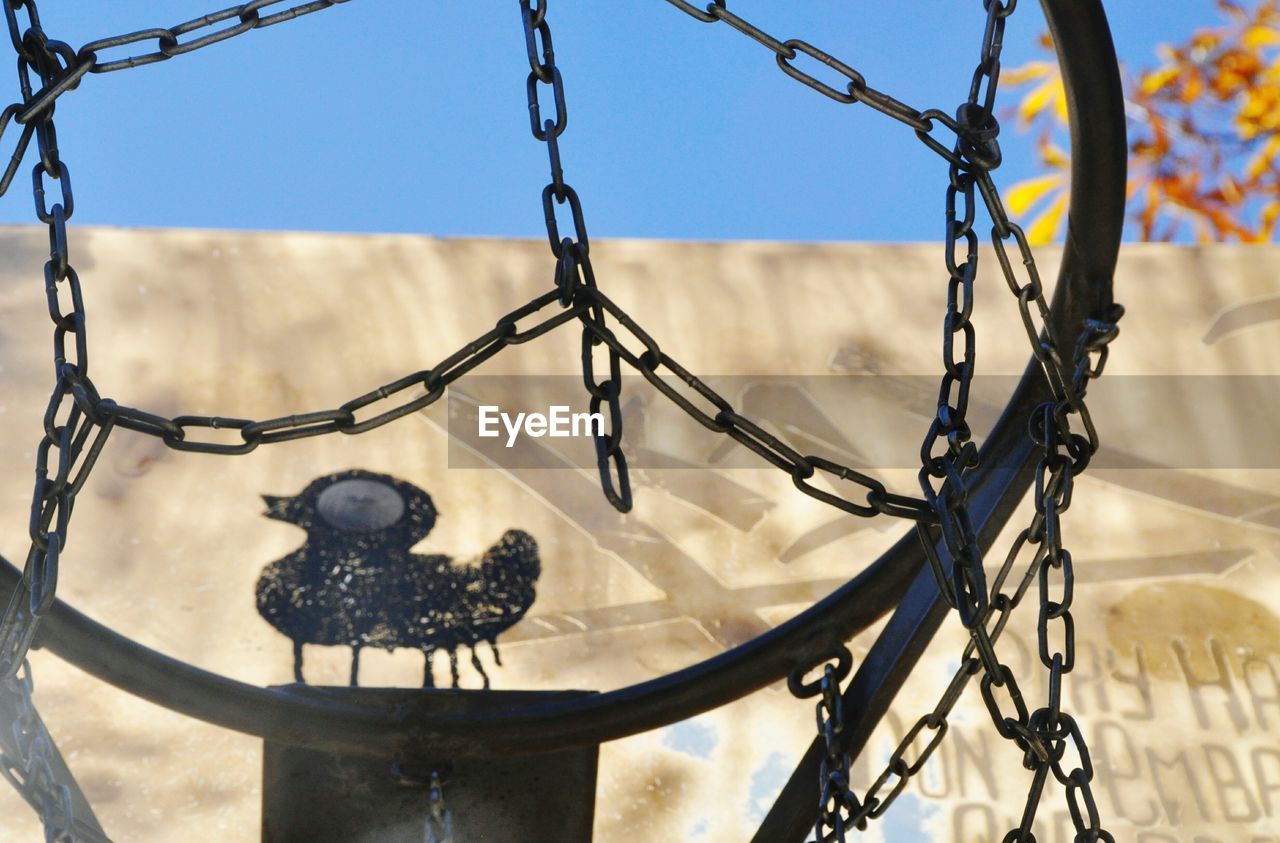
left=78, top=0, right=352, bottom=74
left=772, top=1, right=1124, bottom=839
left=0, top=662, right=110, bottom=843
left=659, top=0, right=1014, bottom=163
left=0, top=266, right=932, bottom=513
left=519, top=0, right=631, bottom=512
left=0, top=1, right=1124, bottom=840
left=0, top=211, right=936, bottom=677
left=422, top=770, right=453, bottom=843
left=958, top=5, right=1121, bottom=837
left=663, top=0, right=930, bottom=134
left=569, top=284, right=935, bottom=522
left=0, top=1, right=356, bottom=196
left=904, top=1, right=1122, bottom=840
left=788, top=649, right=861, bottom=843
left=0, top=0, right=114, bottom=684
left=15, top=1, right=349, bottom=122
left=914, top=0, right=1009, bottom=637
left=0, top=6, right=115, bottom=839
left=0, top=3, right=945, bottom=835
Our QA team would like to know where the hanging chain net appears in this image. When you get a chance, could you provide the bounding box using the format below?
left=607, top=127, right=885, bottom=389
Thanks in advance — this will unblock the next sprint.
left=0, top=0, right=1125, bottom=840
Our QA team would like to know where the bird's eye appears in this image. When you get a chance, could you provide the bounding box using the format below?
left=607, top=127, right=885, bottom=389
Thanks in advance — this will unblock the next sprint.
left=316, top=479, right=406, bottom=530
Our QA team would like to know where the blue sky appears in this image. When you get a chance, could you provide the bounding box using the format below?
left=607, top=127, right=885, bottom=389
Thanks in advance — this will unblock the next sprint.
left=3, top=1, right=1217, bottom=242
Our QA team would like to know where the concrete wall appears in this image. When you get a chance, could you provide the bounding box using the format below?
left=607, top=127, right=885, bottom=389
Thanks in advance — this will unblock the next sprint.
left=0, top=228, right=1276, bottom=841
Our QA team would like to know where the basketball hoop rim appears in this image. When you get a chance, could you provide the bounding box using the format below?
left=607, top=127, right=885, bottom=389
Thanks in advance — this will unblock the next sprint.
left=0, top=0, right=1125, bottom=762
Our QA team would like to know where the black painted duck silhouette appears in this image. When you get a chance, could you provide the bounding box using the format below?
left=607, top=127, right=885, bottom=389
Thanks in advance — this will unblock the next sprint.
left=254, top=469, right=540, bottom=688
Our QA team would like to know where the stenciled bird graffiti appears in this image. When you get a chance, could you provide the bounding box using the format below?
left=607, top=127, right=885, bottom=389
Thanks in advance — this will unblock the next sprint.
left=254, top=469, right=541, bottom=688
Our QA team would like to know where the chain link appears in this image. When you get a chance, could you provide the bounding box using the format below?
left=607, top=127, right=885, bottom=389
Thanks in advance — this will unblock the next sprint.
left=0, top=6, right=114, bottom=684
left=0, top=663, right=110, bottom=842
left=777, top=1, right=1123, bottom=839
left=905, top=0, right=1121, bottom=838
left=0, top=8, right=115, bottom=838
left=663, top=1, right=933, bottom=133
left=0, top=2, right=357, bottom=197
left=519, top=0, right=631, bottom=513
left=0, top=0, right=936, bottom=527
left=789, top=649, right=866, bottom=842
left=571, top=284, right=934, bottom=522
left=422, top=770, right=453, bottom=843
left=0, top=5, right=303, bottom=189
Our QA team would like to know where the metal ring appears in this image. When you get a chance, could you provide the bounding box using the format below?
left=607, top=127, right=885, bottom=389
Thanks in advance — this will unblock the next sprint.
left=9, top=0, right=1124, bottom=788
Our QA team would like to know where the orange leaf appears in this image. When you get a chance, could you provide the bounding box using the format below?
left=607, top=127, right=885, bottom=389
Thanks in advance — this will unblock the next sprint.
left=1192, top=31, right=1224, bottom=54
left=1181, top=70, right=1205, bottom=103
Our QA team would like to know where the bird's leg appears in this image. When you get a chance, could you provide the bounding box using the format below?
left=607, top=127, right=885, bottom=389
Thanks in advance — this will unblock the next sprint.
left=470, top=645, right=490, bottom=690
left=422, top=647, right=436, bottom=688
left=448, top=648, right=460, bottom=689
left=293, top=640, right=305, bottom=684
left=488, top=637, right=502, bottom=667
left=349, top=645, right=362, bottom=688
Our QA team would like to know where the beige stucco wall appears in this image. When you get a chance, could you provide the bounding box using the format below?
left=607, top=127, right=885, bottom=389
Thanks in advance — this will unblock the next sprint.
left=0, top=228, right=1277, bottom=841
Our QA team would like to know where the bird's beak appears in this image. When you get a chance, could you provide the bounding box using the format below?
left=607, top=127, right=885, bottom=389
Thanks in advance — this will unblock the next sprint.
left=262, top=494, right=292, bottom=522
